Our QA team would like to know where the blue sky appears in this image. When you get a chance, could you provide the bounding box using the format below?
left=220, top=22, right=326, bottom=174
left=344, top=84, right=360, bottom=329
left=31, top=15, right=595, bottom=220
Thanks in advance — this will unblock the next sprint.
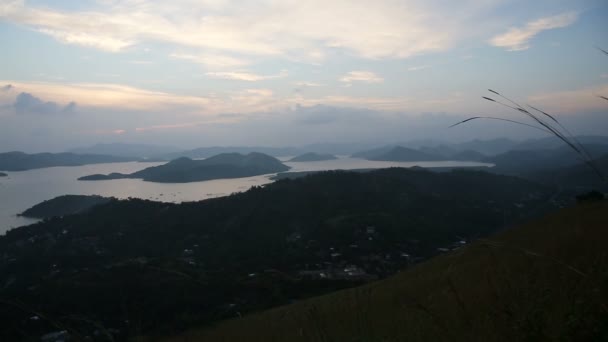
left=0, top=0, right=607, bottom=151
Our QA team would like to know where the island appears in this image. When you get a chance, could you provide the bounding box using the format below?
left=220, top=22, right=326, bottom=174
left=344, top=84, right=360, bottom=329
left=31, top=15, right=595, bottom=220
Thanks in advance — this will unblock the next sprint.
left=19, top=195, right=112, bottom=219
left=79, top=152, right=290, bottom=183
left=288, top=152, right=338, bottom=162
left=0, top=151, right=137, bottom=171
left=0, top=172, right=6, bottom=177
left=353, top=146, right=442, bottom=162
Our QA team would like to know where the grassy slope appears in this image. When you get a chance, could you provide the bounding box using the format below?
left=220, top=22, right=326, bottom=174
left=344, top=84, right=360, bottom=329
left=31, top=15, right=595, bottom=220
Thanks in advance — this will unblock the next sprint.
left=166, top=201, right=608, bottom=342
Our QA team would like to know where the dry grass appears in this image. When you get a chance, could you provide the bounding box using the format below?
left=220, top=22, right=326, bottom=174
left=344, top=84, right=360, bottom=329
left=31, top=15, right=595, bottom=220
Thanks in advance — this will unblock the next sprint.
left=162, top=201, right=608, bottom=342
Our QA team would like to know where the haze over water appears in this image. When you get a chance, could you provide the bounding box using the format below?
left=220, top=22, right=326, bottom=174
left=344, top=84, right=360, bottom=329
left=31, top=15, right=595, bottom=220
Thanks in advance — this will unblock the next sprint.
left=0, top=158, right=490, bottom=234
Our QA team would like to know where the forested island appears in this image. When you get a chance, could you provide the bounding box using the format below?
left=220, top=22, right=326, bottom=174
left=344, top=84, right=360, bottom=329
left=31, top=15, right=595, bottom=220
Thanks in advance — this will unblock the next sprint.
left=0, top=151, right=136, bottom=171
left=79, top=152, right=290, bottom=183
left=0, top=168, right=566, bottom=340
left=288, top=152, right=338, bottom=162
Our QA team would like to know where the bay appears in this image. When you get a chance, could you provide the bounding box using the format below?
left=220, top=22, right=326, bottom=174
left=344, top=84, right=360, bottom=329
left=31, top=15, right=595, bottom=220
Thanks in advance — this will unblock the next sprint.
left=0, top=157, right=491, bottom=234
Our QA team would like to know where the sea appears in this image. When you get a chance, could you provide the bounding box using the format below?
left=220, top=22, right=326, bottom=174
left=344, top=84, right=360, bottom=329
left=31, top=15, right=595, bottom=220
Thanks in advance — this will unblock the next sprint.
left=0, top=157, right=491, bottom=234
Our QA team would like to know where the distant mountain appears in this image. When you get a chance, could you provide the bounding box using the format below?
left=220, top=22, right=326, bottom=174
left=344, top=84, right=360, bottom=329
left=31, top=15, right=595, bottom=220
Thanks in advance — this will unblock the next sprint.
left=450, top=149, right=486, bottom=161
left=353, top=146, right=442, bottom=162
left=288, top=153, right=337, bottom=162
left=351, top=145, right=397, bottom=159
left=485, top=144, right=608, bottom=176
left=79, top=152, right=290, bottom=183
left=20, top=195, right=112, bottom=219
left=513, top=135, right=608, bottom=151
left=69, top=143, right=181, bottom=159
left=161, top=146, right=305, bottom=160
left=417, top=145, right=486, bottom=161
left=412, top=138, right=518, bottom=157
left=451, top=138, right=518, bottom=156
left=0, top=151, right=136, bottom=171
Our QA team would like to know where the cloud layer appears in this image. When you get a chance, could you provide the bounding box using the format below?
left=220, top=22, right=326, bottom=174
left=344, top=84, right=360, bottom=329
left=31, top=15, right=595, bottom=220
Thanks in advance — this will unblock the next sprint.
left=0, top=0, right=498, bottom=61
left=490, top=12, right=578, bottom=51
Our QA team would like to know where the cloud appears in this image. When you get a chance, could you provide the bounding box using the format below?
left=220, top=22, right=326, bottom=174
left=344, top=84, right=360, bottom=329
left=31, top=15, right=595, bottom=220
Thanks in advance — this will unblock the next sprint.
left=294, top=82, right=324, bottom=87
left=13, top=92, right=76, bottom=115
left=206, top=70, right=288, bottom=81
left=489, top=12, right=578, bottom=51
left=1, top=80, right=218, bottom=113
left=340, top=71, right=383, bottom=84
left=170, top=53, right=250, bottom=69
left=0, top=0, right=500, bottom=61
left=527, top=84, right=608, bottom=114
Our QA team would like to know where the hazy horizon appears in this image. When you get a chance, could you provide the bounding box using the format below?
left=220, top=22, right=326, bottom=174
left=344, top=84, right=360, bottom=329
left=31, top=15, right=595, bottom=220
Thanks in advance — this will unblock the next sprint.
left=1, top=0, right=607, bottom=152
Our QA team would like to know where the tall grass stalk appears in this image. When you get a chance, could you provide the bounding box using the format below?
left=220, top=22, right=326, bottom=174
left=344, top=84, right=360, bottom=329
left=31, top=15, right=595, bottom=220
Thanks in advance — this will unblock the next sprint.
left=452, top=48, right=607, bottom=181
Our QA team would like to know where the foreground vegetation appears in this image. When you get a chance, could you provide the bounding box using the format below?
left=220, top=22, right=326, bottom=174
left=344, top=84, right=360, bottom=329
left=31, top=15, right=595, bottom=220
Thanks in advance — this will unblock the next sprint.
left=170, top=200, right=608, bottom=342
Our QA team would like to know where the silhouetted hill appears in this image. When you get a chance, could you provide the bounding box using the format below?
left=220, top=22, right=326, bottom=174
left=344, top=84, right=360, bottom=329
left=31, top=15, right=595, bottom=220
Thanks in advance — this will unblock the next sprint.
left=69, top=143, right=181, bottom=159
left=528, top=154, right=608, bottom=191
left=451, top=138, right=517, bottom=156
left=19, top=195, right=112, bottom=219
left=351, top=145, right=396, bottom=159
left=0, top=151, right=136, bottom=171
left=484, top=144, right=608, bottom=176
left=0, top=168, right=560, bottom=340
left=161, top=146, right=304, bottom=160
left=79, top=153, right=290, bottom=183
left=513, top=135, right=608, bottom=151
left=171, top=201, right=608, bottom=342
left=288, top=153, right=337, bottom=162
left=418, top=145, right=486, bottom=161
left=354, top=146, right=442, bottom=162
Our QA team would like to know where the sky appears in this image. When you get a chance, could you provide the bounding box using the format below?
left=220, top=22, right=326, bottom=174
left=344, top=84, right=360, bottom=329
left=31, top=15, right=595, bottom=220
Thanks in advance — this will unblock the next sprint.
left=0, top=0, right=607, bottom=152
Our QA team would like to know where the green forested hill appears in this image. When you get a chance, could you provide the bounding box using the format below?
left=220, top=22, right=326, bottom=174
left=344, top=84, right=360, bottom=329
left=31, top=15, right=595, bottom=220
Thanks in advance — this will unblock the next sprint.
left=170, top=200, right=608, bottom=342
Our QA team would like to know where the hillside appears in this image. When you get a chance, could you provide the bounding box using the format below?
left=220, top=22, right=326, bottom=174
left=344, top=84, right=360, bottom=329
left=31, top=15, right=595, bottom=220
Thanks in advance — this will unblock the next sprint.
left=289, top=153, right=338, bottom=162
left=0, top=168, right=561, bottom=340
left=0, top=151, right=136, bottom=171
left=19, top=195, right=112, bottom=219
left=528, top=154, right=608, bottom=191
left=79, top=153, right=290, bottom=183
left=170, top=200, right=608, bottom=342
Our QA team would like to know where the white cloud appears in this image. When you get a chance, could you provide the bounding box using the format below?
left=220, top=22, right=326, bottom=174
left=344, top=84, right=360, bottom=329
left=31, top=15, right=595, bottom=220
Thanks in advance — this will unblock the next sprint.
left=489, top=12, right=578, bottom=51
left=340, top=71, right=383, bottom=84
left=170, top=53, right=250, bottom=69
left=0, top=0, right=499, bottom=61
left=0, top=80, right=219, bottom=112
left=294, top=82, right=324, bottom=87
left=206, top=70, right=288, bottom=81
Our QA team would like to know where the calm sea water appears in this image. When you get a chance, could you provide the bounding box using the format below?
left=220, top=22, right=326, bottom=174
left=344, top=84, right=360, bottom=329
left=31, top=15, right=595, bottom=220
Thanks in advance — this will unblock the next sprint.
left=0, top=157, right=491, bottom=234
